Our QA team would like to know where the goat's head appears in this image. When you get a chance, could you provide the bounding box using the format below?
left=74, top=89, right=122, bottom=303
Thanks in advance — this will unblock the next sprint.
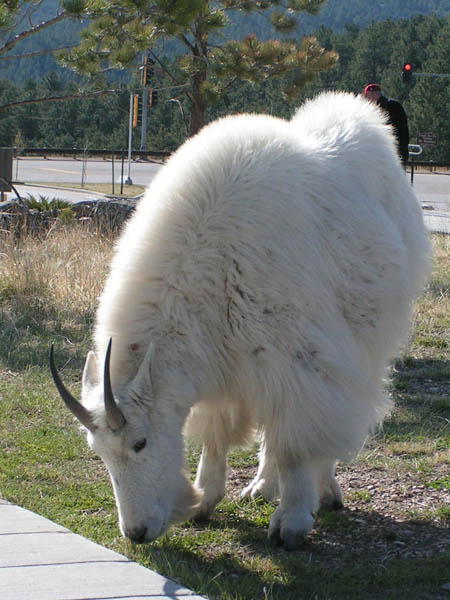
left=50, top=340, right=199, bottom=543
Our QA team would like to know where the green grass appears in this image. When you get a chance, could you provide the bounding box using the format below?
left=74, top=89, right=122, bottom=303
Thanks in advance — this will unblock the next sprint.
left=0, top=231, right=449, bottom=599
left=23, top=195, right=73, bottom=211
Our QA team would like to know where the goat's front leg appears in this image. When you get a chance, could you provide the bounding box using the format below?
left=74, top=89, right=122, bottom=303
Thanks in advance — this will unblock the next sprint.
left=193, top=443, right=227, bottom=521
left=267, top=459, right=319, bottom=550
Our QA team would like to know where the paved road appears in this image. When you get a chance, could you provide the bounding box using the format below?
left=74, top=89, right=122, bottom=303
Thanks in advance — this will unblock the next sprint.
left=7, top=158, right=450, bottom=234
left=412, top=171, right=450, bottom=212
left=14, top=156, right=162, bottom=187
left=13, top=158, right=450, bottom=210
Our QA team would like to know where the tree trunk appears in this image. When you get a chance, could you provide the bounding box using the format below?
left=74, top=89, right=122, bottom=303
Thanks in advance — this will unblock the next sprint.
left=188, top=18, right=208, bottom=137
left=189, top=96, right=206, bottom=137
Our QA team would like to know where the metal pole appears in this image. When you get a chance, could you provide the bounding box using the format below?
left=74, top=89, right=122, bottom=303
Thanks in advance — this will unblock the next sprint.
left=111, top=152, right=115, bottom=195
left=126, top=93, right=133, bottom=185
left=120, top=152, right=124, bottom=195
left=140, top=86, right=149, bottom=151
left=408, top=145, right=422, bottom=186
left=81, top=148, right=87, bottom=188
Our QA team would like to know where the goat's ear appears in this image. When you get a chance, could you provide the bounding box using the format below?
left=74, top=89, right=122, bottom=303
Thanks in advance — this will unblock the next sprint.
left=131, top=344, right=154, bottom=398
left=82, top=351, right=101, bottom=390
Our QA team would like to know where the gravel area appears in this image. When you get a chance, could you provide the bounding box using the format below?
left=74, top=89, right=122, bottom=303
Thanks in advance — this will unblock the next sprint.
left=227, top=457, right=450, bottom=565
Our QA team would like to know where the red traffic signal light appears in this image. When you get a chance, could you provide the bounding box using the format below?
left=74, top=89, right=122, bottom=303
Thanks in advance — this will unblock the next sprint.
left=402, top=62, right=413, bottom=83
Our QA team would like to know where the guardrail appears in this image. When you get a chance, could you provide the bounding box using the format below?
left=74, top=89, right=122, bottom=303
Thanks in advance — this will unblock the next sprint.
left=406, top=160, right=450, bottom=168
left=13, top=147, right=450, bottom=166
left=17, top=148, right=172, bottom=160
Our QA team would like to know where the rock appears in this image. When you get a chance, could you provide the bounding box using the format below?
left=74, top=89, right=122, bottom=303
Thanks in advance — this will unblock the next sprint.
left=0, top=198, right=137, bottom=237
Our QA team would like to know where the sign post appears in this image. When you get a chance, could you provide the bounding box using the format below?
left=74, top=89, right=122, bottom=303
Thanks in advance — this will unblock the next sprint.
left=408, top=144, right=422, bottom=186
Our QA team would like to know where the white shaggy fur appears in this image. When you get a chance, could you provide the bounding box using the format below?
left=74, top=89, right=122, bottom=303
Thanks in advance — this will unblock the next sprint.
left=78, top=91, right=431, bottom=548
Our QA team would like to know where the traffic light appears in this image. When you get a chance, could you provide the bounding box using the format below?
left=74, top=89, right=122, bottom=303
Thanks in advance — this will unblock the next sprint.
left=140, top=66, right=147, bottom=86
left=141, top=64, right=154, bottom=86
left=140, top=57, right=155, bottom=86
left=402, top=62, right=413, bottom=83
left=149, top=89, right=158, bottom=107
left=132, top=94, right=140, bottom=127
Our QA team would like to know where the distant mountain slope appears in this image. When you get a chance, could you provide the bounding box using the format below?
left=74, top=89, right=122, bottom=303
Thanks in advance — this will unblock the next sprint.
left=1, top=0, right=450, bottom=83
left=300, top=0, right=450, bottom=32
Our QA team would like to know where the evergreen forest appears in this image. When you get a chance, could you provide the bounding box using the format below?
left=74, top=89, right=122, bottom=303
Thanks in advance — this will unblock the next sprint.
left=1, top=14, right=449, bottom=161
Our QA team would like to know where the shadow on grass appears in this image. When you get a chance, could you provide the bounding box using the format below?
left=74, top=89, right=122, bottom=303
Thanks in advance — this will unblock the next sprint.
left=381, top=356, right=450, bottom=439
left=392, top=356, right=450, bottom=383
left=132, top=506, right=450, bottom=600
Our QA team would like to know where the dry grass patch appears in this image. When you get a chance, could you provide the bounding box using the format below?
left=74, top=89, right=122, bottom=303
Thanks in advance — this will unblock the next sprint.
left=0, top=225, right=112, bottom=315
left=0, top=223, right=113, bottom=370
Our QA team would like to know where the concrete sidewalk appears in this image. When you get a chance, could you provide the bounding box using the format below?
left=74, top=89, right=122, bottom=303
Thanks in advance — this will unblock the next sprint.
left=12, top=183, right=111, bottom=205
left=421, top=210, right=450, bottom=234
left=0, top=499, right=206, bottom=600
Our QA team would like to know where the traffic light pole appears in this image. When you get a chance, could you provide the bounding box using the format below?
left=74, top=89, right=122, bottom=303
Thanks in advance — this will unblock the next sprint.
left=125, top=92, right=133, bottom=185
left=413, top=72, right=450, bottom=78
left=402, top=62, right=450, bottom=83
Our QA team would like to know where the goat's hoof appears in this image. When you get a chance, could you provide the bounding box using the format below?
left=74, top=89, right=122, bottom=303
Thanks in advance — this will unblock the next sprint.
left=267, top=526, right=308, bottom=550
left=267, top=508, right=313, bottom=551
left=332, top=500, right=344, bottom=511
left=191, top=512, right=211, bottom=524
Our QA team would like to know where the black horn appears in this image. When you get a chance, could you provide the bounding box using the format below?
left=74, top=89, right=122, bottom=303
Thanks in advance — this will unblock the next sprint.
left=103, top=339, right=126, bottom=431
left=50, top=345, right=97, bottom=432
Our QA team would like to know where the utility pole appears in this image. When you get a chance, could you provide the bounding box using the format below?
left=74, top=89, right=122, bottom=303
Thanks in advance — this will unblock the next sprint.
left=126, top=92, right=133, bottom=185
left=140, top=53, right=154, bottom=152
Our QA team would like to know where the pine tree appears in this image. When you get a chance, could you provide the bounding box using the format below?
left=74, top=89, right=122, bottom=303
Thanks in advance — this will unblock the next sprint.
left=59, top=0, right=338, bottom=136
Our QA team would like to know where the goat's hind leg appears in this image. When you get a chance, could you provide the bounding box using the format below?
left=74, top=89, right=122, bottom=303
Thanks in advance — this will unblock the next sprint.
left=241, top=436, right=279, bottom=501
left=317, top=459, right=343, bottom=511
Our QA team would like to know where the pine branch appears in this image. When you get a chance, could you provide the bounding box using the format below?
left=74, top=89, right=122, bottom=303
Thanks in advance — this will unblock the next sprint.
left=0, top=89, right=120, bottom=112
left=180, top=34, right=196, bottom=54
left=0, top=44, right=78, bottom=61
left=0, top=10, right=68, bottom=57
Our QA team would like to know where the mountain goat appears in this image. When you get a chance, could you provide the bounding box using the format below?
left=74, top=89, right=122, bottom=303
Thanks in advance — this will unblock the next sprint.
left=51, top=91, right=431, bottom=550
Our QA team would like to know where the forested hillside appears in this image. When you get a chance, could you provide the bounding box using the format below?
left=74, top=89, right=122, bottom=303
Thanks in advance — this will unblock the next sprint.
left=1, top=15, right=449, bottom=161
left=218, top=15, right=450, bottom=161
left=1, top=0, right=449, bottom=83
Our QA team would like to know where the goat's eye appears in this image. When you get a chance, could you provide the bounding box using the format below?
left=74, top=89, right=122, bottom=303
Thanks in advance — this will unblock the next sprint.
left=133, top=438, right=147, bottom=453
